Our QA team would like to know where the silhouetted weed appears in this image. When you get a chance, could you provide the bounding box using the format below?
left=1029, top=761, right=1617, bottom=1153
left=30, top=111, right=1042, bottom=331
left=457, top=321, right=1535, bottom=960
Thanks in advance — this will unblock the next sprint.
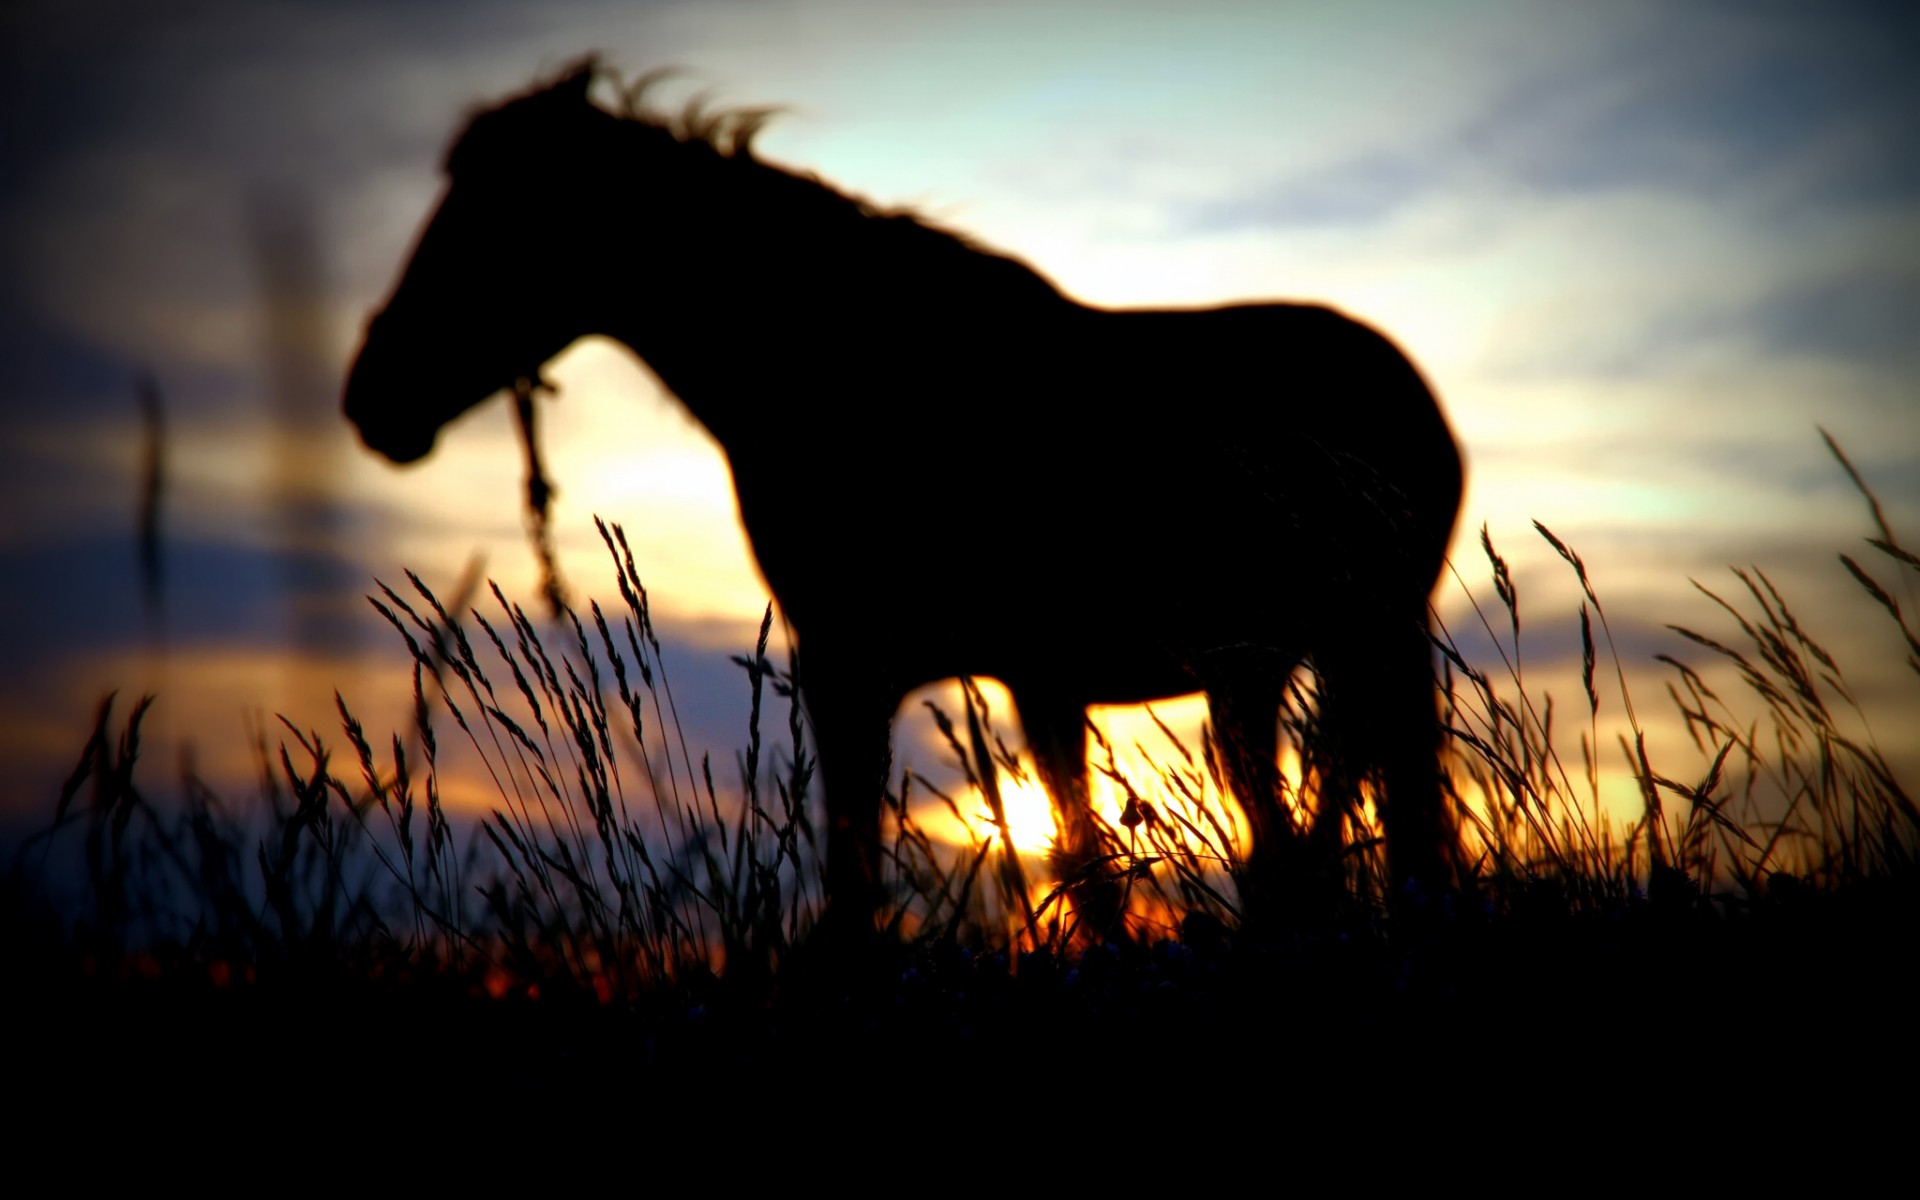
left=11, top=439, right=1916, bottom=1102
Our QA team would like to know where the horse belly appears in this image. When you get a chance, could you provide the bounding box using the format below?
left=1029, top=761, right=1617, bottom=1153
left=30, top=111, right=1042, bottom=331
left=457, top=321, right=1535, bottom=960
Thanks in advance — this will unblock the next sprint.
left=961, top=570, right=1289, bottom=707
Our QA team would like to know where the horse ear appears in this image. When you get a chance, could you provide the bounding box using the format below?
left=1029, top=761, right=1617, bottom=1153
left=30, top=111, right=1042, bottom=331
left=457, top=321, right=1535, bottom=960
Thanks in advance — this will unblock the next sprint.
left=551, top=56, right=599, bottom=105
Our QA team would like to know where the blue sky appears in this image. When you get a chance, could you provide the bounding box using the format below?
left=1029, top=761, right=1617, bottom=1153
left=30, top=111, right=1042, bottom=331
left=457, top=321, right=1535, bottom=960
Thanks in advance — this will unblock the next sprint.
left=2, top=0, right=1915, bottom=843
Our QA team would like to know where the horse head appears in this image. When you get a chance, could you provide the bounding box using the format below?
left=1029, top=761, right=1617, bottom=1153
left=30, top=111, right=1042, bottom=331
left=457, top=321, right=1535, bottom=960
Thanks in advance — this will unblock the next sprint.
left=343, top=60, right=617, bottom=464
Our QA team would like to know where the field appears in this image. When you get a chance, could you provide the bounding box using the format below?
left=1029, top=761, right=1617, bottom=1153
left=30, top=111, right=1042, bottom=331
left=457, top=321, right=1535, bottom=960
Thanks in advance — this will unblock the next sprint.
left=10, top=443, right=1918, bottom=1128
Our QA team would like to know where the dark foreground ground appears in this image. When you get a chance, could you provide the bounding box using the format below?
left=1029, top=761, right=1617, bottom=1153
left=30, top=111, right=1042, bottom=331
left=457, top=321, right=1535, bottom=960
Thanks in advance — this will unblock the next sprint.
left=15, top=876, right=1916, bottom=1141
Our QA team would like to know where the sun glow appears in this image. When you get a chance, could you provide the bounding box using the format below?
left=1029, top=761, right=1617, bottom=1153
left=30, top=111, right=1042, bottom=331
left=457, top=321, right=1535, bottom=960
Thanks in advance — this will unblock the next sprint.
left=904, top=668, right=1682, bottom=909
left=989, top=773, right=1063, bottom=856
left=906, top=680, right=1257, bottom=870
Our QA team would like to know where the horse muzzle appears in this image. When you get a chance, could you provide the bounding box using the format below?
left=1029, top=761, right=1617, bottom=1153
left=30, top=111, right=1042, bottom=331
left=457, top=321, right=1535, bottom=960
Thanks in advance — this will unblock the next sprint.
left=341, top=358, right=442, bottom=465
left=351, top=415, right=438, bottom=465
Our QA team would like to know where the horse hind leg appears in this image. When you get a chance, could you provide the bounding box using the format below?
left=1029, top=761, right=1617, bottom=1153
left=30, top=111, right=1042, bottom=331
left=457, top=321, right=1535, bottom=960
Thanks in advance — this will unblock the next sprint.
left=1316, top=616, right=1452, bottom=897
left=1374, top=616, right=1454, bottom=894
left=1202, top=647, right=1315, bottom=918
left=1014, top=687, right=1126, bottom=941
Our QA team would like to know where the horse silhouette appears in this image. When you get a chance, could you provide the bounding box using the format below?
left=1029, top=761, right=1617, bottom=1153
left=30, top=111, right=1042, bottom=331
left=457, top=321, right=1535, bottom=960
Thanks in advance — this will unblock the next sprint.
left=343, top=60, right=1465, bottom=937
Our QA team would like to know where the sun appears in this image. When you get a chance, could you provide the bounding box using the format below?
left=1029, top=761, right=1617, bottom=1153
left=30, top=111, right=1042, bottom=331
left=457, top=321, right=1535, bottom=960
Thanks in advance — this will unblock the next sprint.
left=994, top=773, right=1063, bottom=856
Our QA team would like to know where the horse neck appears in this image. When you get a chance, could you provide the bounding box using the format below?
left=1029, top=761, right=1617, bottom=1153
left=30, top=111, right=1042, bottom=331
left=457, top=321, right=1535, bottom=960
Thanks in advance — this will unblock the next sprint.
left=590, top=246, right=809, bottom=449
left=581, top=151, right=1070, bottom=452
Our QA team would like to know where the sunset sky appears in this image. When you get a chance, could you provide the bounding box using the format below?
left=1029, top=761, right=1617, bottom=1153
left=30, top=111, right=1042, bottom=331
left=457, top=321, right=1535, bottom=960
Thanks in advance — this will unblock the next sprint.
left=2, top=0, right=1915, bottom=856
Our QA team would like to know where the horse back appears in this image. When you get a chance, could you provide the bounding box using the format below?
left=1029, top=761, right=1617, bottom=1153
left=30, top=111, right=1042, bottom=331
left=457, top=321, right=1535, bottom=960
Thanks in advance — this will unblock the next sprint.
left=1096, top=302, right=1457, bottom=484
left=723, top=297, right=1462, bottom=695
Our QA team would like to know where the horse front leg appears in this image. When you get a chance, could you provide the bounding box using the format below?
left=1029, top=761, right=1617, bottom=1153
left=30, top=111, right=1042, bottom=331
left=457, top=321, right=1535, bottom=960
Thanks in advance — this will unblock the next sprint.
left=1013, top=687, right=1126, bottom=941
left=799, top=643, right=897, bottom=948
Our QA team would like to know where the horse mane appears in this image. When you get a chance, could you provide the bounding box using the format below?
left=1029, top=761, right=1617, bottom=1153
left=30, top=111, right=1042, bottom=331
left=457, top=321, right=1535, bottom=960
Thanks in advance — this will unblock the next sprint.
left=449, top=55, right=1065, bottom=308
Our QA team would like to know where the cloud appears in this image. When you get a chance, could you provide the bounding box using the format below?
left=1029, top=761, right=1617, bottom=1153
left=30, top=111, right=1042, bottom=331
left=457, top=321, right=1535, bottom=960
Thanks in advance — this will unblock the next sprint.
left=1452, top=0, right=1920, bottom=205
left=0, top=531, right=377, bottom=664
left=1742, top=274, right=1920, bottom=368
left=1159, top=1, right=1920, bottom=246
left=1183, top=152, right=1436, bottom=232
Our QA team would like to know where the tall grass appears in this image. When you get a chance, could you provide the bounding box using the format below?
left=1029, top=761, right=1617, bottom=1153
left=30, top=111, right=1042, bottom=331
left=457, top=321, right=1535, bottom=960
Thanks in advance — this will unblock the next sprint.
left=14, top=441, right=1917, bottom=1010
left=1432, top=435, right=1918, bottom=914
